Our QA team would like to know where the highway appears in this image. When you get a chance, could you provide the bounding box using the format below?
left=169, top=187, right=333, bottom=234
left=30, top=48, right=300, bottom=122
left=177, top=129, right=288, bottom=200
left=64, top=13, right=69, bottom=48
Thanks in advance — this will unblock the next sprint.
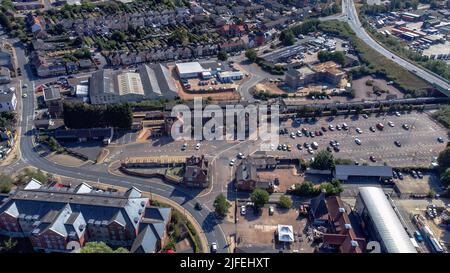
left=342, top=0, right=450, bottom=94
left=5, top=38, right=229, bottom=253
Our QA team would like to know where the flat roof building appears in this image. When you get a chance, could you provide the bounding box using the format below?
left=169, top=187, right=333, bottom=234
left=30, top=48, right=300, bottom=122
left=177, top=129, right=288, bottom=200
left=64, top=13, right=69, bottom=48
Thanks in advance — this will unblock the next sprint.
left=176, top=62, right=205, bottom=79
left=334, top=165, right=393, bottom=181
left=355, top=187, right=417, bottom=253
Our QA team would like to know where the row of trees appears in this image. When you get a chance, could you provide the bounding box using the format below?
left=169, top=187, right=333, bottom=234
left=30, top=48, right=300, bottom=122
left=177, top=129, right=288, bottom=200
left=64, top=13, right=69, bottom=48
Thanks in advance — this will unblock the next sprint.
left=213, top=189, right=294, bottom=218
left=292, top=179, right=343, bottom=197
left=63, top=102, right=133, bottom=129
left=317, top=50, right=346, bottom=66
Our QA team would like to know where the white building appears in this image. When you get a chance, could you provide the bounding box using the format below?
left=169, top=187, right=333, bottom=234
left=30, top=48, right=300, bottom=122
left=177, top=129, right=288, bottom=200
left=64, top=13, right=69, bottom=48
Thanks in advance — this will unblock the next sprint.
left=176, top=62, right=205, bottom=79
left=218, top=71, right=244, bottom=82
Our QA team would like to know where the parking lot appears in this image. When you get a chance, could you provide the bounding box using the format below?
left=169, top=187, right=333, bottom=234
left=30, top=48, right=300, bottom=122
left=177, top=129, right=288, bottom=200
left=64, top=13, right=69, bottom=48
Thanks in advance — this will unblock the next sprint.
left=236, top=206, right=315, bottom=253
left=267, top=111, right=448, bottom=167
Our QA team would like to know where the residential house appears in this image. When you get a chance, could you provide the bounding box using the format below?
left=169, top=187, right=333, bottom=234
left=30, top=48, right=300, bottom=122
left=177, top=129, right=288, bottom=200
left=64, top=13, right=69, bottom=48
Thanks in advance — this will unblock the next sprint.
left=309, top=192, right=367, bottom=253
left=43, top=86, right=63, bottom=118
left=184, top=155, right=209, bottom=188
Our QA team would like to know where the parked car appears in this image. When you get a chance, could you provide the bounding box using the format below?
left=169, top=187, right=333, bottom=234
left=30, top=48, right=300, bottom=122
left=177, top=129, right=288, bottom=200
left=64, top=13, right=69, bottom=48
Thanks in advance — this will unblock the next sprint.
left=181, top=143, right=188, bottom=150
left=355, top=138, right=362, bottom=145
left=414, top=231, right=424, bottom=242
left=229, top=159, right=236, bottom=166
left=240, top=205, right=246, bottom=215
left=438, top=137, right=444, bottom=143
left=411, top=170, right=418, bottom=178
left=394, top=140, right=401, bottom=147
left=195, top=143, right=201, bottom=150
left=370, top=155, right=376, bottom=162
left=417, top=171, right=423, bottom=179
left=269, top=206, right=274, bottom=215
left=195, top=202, right=202, bottom=210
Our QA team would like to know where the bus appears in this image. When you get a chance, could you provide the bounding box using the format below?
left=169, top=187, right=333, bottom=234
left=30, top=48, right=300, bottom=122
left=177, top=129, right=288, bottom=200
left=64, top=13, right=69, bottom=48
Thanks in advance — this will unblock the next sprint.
left=429, top=237, right=444, bottom=253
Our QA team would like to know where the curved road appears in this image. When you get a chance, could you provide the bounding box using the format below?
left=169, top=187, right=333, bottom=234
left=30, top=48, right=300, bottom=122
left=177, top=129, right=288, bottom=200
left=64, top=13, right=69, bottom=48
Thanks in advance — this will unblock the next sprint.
left=343, top=0, right=450, bottom=94
left=10, top=40, right=228, bottom=253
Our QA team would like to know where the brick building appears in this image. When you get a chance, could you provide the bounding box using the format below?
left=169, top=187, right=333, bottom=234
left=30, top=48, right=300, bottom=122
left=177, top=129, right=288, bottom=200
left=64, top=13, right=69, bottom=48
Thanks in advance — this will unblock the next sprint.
left=0, top=179, right=171, bottom=253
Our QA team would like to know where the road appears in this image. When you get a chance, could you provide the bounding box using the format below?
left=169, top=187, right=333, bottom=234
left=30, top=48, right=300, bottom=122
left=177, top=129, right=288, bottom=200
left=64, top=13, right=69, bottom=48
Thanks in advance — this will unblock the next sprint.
left=341, top=0, right=450, bottom=94
left=3, top=39, right=229, bottom=253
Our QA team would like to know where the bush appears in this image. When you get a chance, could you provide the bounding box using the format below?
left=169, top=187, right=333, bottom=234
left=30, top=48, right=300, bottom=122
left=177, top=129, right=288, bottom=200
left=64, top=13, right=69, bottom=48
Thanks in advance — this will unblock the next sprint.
left=279, top=195, right=292, bottom=209
left=0, top=173, right=13, bottom=193
left=293, top=181, right=320, bottom=196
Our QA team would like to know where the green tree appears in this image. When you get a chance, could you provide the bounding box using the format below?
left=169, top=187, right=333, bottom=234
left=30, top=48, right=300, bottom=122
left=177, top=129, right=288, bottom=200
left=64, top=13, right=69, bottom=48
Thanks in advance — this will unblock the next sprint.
left=80, top=242, right=128, bottom=253
left=293, top=181, right=319, bottom=196
left=280, top=30, right=295, bottom=46
left=213, top=193, right=230, bottom=218
left=0, top=238, right=17, bottom=252
left=310, top=150, right=335, bottom=170
left=111, top=31, right=126, bottom=42
left=440, top=167, right=450, bottom=188
left=250, top=188, right=269, bottom=208
left=279, top=195, right=292, bottom=209
left=428, top=189, right=436, bottom=199
left=438, top=147, right=450, bottom=170
left=0, top=173, right=13, bottom=193
left=245, top=48, right=257, bottom=62
left=217, top=50, right=228, bottom=61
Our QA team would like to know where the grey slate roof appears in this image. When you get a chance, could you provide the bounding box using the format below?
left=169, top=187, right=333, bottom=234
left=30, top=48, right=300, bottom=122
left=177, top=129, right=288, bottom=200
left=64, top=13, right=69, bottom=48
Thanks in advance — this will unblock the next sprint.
left=138, top=64, right=178, bottom=100
left=43, top=87, right=61, bottom=102
left=334, top=165, right=393, bottom=180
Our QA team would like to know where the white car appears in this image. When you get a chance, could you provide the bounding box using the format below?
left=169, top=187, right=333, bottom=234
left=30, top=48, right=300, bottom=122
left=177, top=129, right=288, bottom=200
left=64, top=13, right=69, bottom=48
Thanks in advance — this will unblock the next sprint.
left=195, top=143, right=201, bottom=150
left=229, top=159, right=236, bottom=166
left=395, top=111, right=401, bottom=117
left=181, top=143, right=187, bottom=150
left=240, top=205, right=246, bottom=215
left=237, top=152, right=244, bottom=159
left=356, top=128, right=362, bottom=134
left=355, top=138, right=362, bottom=145
left=388, top=121, right=394, bottom=127
left=290, top=132, right=296, bottom=139
left=22, top=93, right=27, bottom=98
left=210, top=242, right=218, bottom=253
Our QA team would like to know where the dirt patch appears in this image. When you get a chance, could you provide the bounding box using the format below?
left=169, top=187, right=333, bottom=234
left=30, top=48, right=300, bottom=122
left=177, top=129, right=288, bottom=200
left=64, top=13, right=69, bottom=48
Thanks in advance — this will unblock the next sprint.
left=258, top=168, right=304, bottom=193
left=352, top=76, right=405, bottom=100
left=236, top=207, right=315, bottom=252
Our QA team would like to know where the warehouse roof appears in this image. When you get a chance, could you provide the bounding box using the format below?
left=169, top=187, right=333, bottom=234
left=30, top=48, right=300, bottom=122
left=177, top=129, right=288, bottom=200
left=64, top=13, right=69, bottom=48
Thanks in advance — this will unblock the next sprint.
left=175, top=62, right=204, bottom=75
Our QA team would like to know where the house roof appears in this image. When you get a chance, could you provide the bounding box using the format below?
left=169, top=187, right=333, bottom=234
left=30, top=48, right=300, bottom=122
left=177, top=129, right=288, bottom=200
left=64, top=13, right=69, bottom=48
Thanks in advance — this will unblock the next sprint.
left=138, top=64, right=178, bottom=100
left=43, top=87, right=61, bottom=102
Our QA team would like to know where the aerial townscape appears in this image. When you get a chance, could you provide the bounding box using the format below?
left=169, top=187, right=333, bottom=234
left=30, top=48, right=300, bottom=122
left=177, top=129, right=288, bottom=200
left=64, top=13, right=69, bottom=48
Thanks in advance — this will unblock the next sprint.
left=1, top=0, right=450, bottom=259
